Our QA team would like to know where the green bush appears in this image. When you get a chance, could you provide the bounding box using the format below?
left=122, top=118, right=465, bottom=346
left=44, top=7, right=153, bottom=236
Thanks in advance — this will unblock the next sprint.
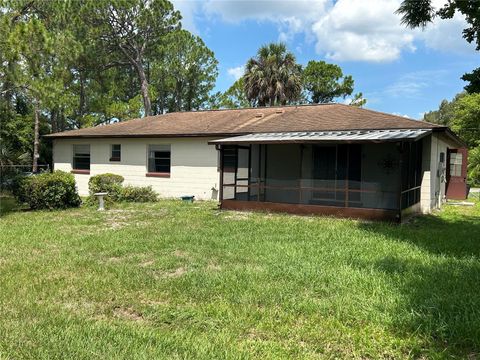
left=13, top=171, right=81, bottom=210
left=468, top=145, right=480, bottom=187
left=88, top=173, right=124, bottom=202
left=120, top=185, right=158, bottom=202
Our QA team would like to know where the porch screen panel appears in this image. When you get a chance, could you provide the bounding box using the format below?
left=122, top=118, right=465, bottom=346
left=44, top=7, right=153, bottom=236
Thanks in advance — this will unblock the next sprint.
left=236, top=147, right=249, bottom=201
left=312, top=146, right=337, bottom=205
left=347, top=145, right=362, bottom=205
left=222, top=147, right=237, bottom=200
left=401, top=140, right=423, bottom=209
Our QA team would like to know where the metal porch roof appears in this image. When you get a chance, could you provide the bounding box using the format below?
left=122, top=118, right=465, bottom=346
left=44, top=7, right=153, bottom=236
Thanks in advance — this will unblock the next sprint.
left=209, top=129, right=432, bottom=145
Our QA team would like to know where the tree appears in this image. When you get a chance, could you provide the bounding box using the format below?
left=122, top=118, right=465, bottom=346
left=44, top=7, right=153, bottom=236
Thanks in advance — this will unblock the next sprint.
left=244, top=43, right=302, bottom=107
left=349, top=92, right=367, bottom=108
left=3, top=4, right=79, bottom=171
left=397, top=0, right=480, bottom=93
left=423, top=93, right=467, bottom=125
left=209, top=77, right=250, bottom=109
left=468, top=145, right=480, bottom=186
left=397, top=0, right=480, bottom=49
left=424, top=92, right=480, bottom=185
left=450, top=93, right=480, bottom=149
left=302, top=60, right=354, bottom=103
left=84, top=0, right=181, bottom=117
left=462, top=68, right=480, bottom=94
left=151, top=30, right=218, bottom=113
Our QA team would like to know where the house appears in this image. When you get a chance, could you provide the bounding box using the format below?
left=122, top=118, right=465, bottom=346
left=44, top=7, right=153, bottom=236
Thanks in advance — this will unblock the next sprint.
left=46, top=103, right=467, bottom=222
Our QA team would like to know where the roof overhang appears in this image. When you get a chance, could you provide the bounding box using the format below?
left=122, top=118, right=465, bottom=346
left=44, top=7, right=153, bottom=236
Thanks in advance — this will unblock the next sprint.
left=208, top=129, right=432, bottom=145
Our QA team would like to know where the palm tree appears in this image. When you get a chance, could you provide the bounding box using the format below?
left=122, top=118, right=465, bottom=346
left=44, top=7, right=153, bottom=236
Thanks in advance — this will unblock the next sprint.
left=244, top=43, right=302, bottom=107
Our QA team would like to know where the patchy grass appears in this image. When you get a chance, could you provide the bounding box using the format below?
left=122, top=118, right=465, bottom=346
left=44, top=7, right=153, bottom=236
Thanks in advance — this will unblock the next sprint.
left=0, top=198, right=479, bottom=359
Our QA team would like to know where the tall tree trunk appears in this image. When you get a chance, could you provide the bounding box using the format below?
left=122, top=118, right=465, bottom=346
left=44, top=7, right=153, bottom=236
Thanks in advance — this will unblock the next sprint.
left=136, top=64, right=151, bottom=117
left=79, top=72, right=86, bottom=120
left=32, top=100, right=40, bottom=173
left=51, top=108, right=58, bottom=134
left=175, top=79, right=182, bottom=112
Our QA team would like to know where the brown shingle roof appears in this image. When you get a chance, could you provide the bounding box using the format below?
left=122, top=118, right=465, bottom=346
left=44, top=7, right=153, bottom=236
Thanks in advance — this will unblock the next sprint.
left=45, top=103, right=444, bottom=139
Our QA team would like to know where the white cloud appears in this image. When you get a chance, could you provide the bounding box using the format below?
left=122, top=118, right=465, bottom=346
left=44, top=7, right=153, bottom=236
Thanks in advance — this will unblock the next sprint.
left=179, top=0, right=475, bottom=63
left=393, top=112, right=412, bottom=118
left=421, top=13, right=477, bottom=53
left=311, top=0, right=417, bottom=62
left=385, top=70, right=448, bottom=98
left=227, top=65, right=245, bottom=80
left=202, top=0, right=328, bottom=24
left=171, top=0, right=200, bottom=34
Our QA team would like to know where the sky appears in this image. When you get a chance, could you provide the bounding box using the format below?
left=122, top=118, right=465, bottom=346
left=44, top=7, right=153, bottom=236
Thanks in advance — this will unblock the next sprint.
left=171, top=0, right=478, bottom=119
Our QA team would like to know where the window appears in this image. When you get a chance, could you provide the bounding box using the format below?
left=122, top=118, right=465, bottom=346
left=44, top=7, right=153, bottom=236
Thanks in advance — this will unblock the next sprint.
left=147, top=145, right=171, bottom=176
left=73, top=144, right=90, bottom=172
left=110, top=144, right=121, bottom=161
left=449, top=152, right=463, bottom=177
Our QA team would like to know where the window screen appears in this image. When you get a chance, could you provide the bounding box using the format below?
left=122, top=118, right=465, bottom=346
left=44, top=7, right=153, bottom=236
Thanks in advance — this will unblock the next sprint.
left=73, top=144, right=90, bottom=170
left=148, top=145, right=171, bottom=173
left=110, top=144, right=121, bottom=161
left=449, top=153, right=463, bottom=177
left=222, top=147, right=237, bottom=172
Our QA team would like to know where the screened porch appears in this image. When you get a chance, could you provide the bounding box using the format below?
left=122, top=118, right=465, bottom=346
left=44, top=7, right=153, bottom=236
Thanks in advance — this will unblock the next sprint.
left=211, top=130, right=429, bottom=222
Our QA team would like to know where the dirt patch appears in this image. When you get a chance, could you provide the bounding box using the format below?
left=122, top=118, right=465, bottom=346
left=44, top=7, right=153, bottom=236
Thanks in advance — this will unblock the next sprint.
left=139, top=260, right=155, bottom=267
left=173, top=250, right=189, bottom=258
left=140, top=298, right=169, bottom=306
left=207, top=263, right=221, bottom=271
left=164, top=267, right=187, bottom=278
left=224, top=212, right=252, bottom=220
left=113, top=306, right=144, bottom=322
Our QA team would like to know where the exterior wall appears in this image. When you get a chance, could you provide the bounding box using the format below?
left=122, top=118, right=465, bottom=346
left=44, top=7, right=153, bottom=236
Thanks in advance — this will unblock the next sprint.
left=420, top=133, right=459, bottom=213
left=53, top=137, right=220, bottom=200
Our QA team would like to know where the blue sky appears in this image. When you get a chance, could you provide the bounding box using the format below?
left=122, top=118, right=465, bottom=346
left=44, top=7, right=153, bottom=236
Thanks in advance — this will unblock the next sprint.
left=172, top=0, right=478, bottom=119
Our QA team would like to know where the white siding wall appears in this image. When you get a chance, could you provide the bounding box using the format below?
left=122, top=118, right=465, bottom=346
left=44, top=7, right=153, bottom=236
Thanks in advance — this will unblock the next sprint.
left=420, top=133, right=459, bottom=213
left=53, top=137, right=220, bottom=199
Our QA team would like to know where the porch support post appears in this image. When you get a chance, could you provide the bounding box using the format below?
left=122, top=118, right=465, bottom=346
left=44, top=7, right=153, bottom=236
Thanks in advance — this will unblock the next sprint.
left=299, top=144, right=304, bottom=204
left=218, top=145, right=224, bottom=205
left=248, top=144, right=252, bottom=201
left=397, top=141, right=404, bottom=222
left=345, top=145, right=349, bottom=208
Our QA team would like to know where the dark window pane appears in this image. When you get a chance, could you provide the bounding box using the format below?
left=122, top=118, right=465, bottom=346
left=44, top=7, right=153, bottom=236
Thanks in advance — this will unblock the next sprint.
left=73, top=145, right=90, bottom=170
left=73, top=156, right=90, bottom=170
left=111, top=144, right=121, bottom=161
left=148, top=145, right=171, bottom=173
left=223, top=147, right=237, bottom=171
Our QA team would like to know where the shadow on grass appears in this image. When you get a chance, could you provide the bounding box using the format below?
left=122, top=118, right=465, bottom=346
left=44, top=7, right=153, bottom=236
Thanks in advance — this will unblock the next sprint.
left=358, top=207, right=480, bottom=356
left=0, top=196, right=19, bottom=218
left=363, top=209, right=480, bottom=259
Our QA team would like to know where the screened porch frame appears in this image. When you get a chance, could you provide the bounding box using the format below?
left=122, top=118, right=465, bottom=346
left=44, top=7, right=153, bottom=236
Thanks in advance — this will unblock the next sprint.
left=216, top=140, right=424, bottom=222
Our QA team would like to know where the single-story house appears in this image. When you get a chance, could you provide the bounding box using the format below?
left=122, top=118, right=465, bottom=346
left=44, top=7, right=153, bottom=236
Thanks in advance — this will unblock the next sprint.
left=46, top=104, right=468, bottom=222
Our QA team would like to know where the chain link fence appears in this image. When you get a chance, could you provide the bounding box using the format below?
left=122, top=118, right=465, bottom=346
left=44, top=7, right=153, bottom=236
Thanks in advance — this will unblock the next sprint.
left=0, top=165, right=51, bottom=192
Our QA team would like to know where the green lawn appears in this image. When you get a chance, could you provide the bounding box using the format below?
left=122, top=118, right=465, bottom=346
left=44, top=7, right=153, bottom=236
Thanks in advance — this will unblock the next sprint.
left=0, top=198, right=479, bottom=359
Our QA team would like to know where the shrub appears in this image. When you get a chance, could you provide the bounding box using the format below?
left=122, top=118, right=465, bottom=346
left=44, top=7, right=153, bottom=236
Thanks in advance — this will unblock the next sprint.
left=13, top=171, right=81, bottom=210
left=468, top=145, right=480, bottom=187
left=88, top=173, right=124, bottom=202
left=120, top=185, right=158, bottom=202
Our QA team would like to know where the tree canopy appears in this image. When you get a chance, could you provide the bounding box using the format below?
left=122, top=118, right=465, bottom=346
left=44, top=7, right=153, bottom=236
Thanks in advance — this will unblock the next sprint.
left=424, top=92, right=480, bottom=185
left=217, top=43, right=365, bottom=109
left=244, top=43, right=303, bottom=107
left=302, top=60, right=354, bottom=104
left=0, top=0, right=218, bottom=170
